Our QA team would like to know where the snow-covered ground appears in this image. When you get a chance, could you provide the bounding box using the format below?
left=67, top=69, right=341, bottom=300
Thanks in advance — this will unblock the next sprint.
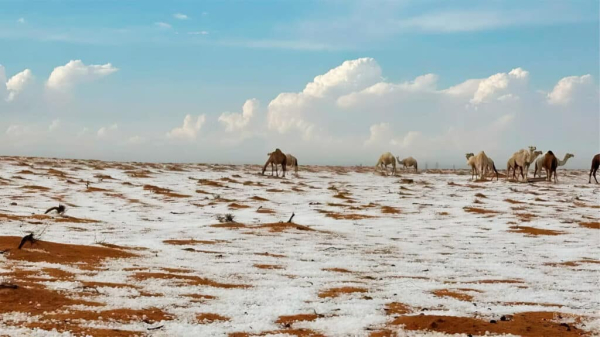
left=0, top=156, right=598, bottom=337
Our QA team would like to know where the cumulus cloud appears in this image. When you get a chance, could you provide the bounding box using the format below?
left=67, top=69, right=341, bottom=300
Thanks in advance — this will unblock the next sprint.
left=219, top=99, right=259, bottom=132
left=17, top=17, right=25, bottom=24
left=97, top=124, right=118, bottom=138
left=166, top=114, right=206, bottom=140
left=155, top=22, right=172, bottom=29
left=5, top=68, right=34, bottom=102
left=338, top=73, right=438, bottom=107
left=547, top=74, right=593, bottom=105
left=46, top=60, right=118, bottom=92
left=173, top=13, right=188, bottom=20
left=128, top=135, right=145, bottom=144
left=364, top=123, right=423, bottom=150
left=188, top=31, right=209, bottom=35
left=268, top=57, right=381, bottom=137
left=469, top=68, right=528, bottom=105
left=6, top=124, right=29, bottom=137
left=48, top=119, right=60, bottom=131
left=364, top=123, right=393, bottom=147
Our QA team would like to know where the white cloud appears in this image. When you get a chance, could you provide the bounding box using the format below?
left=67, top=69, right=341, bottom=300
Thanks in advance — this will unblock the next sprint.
left=6, top=125, right=28, bottom=137
left=364, top=123, right=392, bottom=147
left=338, top=73, right=438, bottom=107
left=17, top=18, right=25, bottom=24
left=46, top=60, right=118, bottom=92
left=364, top=123, right=422, bottom=150
left=219, top=99, right=259, bottom=132
left=188, top=31, right=209, bottom=35
left=173, top=13, right=189, bottom=20
left=128, top=135, right=145, bottom=144
left=166, top=114, right=206, bottom=140
left=547, top=74, right=593, bottom=105
left=468, top=68, right=528, bottom=105
left=5, top=69, right=33, bottom=102
left=391, top=131, right=422, bottom=149
left=97, top=124, right=118, bottom=138
left=155, top=22, right=172, bottom=29
left=48, top=119, right=60, bottom=131
left=268, top=58, right=381, bottom=137
left=77, top=127, right=89, bottom=137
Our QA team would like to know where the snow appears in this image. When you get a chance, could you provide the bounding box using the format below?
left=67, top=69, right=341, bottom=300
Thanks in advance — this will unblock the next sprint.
left=0, top=157, right=598, bottom=336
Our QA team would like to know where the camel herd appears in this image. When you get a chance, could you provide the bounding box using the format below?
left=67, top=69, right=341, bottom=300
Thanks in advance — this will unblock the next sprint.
left=262, top=148, right=600, bottom=184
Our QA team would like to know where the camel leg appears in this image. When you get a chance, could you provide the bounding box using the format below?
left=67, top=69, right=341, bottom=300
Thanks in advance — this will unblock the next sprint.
left=519, top=166, right=524, bottom=181
left=590, top=168, right=598, bottom=184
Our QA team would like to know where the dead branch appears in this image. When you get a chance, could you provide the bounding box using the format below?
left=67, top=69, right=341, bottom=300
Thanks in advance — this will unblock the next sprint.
left=287, top=212, right=295, bottom=223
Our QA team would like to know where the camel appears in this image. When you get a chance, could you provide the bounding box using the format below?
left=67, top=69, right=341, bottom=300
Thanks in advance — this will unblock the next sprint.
left=376, top=152, right=396, bottom=176
left=396, top=156, right=418, bottom=172
left=507, top=147, right=540, bottom=181
left=267, top=152, right=298, bottom=175
left=589, top=154, right=600, bottom=184
left=286, top=154, right=299, bottom=174
left=485, top=157, right=499, bottom=181
left=534, top=153, right=574, bottom=178
left=542, top=151, right=558, bottom=183
left=466, top=153, right=478, bottom=180
left=262, top=149, right=287, bottom=177
left=466, top=151, right=489, bottom=181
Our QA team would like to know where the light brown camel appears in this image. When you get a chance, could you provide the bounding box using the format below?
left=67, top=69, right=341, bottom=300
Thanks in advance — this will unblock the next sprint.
left=466, top=153, right=478, bottom=180
left=396, top=156, right=418, bottom=172
left=376, top=152, right=396, bottom=176
left=534, top=153, right=574, bottom=178
left=267, top=152, right=298, bottom=175
left=508, top=147, right=539, bottom=181
left=589, top=154, right=600, bottom=184
left=542, top=151, right=558, bottom=183
left=466, top=151, right=489, bottom=181
left=262, top=149, right=287, bottom=177
left=286, top=153, right=299, bottom=174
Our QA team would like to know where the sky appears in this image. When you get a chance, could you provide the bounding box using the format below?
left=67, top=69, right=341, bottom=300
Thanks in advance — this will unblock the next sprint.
left=0, top=0, right=598, bottom=168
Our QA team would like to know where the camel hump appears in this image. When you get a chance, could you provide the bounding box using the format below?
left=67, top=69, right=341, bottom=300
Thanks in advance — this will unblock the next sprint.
left=547, top=150, right=554, bottom=155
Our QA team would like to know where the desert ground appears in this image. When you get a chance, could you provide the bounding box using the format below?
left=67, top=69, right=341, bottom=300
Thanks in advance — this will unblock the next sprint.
left=0, top=156, right=598, bottom=337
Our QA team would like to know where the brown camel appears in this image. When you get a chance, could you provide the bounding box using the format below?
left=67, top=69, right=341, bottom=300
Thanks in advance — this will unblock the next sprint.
left=589, top=154, right=600, bottom=184
left=542, top=151, right=558, bottom=183
left=262, top=149, right=287, bottom=177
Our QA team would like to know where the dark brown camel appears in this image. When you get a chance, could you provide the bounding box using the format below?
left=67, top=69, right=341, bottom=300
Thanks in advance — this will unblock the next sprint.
left=542, top=151, right=558, bottom=183
left=262, top=149, right=287, bottom=177
left=589, top=154, right=600, bottom=184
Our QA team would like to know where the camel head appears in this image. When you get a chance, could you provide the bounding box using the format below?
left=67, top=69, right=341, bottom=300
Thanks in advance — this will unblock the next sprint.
left=566, top=153, right=575, bottom=159
left=534, top=150, right=543, bottom=156
left=465, top=153, right=474, bottom=159
left=528, top=146, right=536, bottom=152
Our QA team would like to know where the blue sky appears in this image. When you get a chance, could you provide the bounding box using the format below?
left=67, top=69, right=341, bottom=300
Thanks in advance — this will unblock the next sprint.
left=0, top=0, right=598, bottom=167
